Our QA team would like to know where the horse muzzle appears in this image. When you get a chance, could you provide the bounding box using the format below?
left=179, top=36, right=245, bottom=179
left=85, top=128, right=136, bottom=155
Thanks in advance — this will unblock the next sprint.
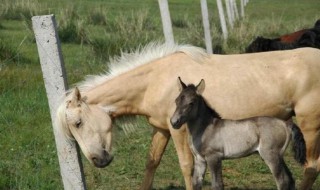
left=91, top=150, right=113, bottom=168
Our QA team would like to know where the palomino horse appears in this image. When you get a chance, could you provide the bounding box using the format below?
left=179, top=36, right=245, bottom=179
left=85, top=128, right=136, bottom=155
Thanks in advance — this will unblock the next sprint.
left=56, top=43, right=320, bottom=190
left=170, top=78, right=306, bottom=190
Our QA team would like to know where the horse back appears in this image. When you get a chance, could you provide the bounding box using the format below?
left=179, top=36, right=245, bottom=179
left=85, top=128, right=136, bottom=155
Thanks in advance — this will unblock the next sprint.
left=200, top=48, right=320, bottom=119
left=280, top=29, right=309, bottom=43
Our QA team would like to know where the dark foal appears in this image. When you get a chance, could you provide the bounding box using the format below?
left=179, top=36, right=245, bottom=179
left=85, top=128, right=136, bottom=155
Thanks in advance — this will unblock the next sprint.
left=170, top=77, right=306, bottom=190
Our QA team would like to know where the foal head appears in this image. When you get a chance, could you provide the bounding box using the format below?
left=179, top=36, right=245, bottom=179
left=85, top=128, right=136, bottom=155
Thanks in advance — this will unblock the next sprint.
left=56, top=87, right=114, bottom=168
left=170, top=77, right=205, bottom=129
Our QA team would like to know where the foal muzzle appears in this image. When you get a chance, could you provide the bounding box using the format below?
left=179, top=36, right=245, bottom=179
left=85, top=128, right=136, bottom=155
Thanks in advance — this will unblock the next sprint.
left=170, top=117, right=183, bottom=129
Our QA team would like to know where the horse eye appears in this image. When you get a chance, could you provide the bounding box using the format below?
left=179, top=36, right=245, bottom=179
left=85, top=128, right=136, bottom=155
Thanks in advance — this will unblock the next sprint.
left=75, top=120, right=82, bottom=128
left=189, top=102, right=194, bottom=107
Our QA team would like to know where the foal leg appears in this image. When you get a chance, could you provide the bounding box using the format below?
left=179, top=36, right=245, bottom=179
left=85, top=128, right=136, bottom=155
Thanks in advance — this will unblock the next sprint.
left=207, top=156, right=223, bottom=190
left=192, top=156, right=207, bottom=190
left=140, top=128, right=170, bottom=190
left=260, top=151, right=295, bottom=190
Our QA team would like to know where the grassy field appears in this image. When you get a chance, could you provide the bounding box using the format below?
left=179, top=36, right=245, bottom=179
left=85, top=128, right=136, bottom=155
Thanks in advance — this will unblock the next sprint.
left=1, top=0, right=320, bottom=189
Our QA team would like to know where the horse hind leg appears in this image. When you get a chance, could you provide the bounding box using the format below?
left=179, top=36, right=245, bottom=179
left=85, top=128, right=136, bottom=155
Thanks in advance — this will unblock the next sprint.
left=295, top=115, right=320, bottom=190
left=140, top=128, right=170, bottom=190
left=259, top=150, right=295, bottom=190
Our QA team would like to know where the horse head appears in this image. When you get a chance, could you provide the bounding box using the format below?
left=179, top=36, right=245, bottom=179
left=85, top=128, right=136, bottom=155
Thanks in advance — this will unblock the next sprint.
left=170, top=77, right=205, bottom=129
left=56, top=87, right=114, bottom=168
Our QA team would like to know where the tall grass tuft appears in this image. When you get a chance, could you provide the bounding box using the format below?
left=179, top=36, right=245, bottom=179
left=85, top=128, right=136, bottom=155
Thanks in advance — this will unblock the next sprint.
left=0, top=39, right=27, bottom=64
left=0, top=0, right=48, bottom=20
left=172, top=15, right=189, bottom=29
left=89, top=10, right=159, bottom=61
left=87, top=7, right=108, bottom=26
left=57, top=7, right=89, bottom=44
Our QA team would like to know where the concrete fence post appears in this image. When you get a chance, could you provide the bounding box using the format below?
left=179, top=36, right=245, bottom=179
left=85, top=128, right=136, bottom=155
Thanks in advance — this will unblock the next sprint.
left=225, top=0, right=234, bottom=28
left=240, top=0, right=245, bottom=18
left=158, top=0, right=174, bottom=45
left=32, top=14, right=86, bottom=190
left=200, top=0, right=213, bottom=54
left=216, top=0, right=228, bottom=40
left=232, top=0, right=239, bottom=20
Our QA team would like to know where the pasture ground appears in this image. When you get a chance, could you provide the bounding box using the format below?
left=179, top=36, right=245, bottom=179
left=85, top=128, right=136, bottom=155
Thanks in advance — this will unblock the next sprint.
left=0, top=0, right=320, bottom=189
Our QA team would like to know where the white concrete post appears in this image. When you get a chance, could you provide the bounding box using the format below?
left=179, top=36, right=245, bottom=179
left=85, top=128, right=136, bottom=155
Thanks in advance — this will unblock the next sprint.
left=240, top=0, right=245, bottom=18
left=229, top=0, right=235, bottom=23
left=216, top=0, right=228, bottom=40
left=158, top=0, right=174, bottom=45
left=232, top=0, right=239, bottom=20
left=200, top=0, right=213, bottom=54
left=225, top=0, right=234, bottom=28
left=245, top=0, right=249, bottom=6
left=32, top=14, right=86, bottom=190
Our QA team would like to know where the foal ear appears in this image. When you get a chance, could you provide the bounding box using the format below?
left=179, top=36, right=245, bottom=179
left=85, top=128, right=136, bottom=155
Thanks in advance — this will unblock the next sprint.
left=196, top=79, right=205, bottom=94
left=177, top=77, right=187, bottom=92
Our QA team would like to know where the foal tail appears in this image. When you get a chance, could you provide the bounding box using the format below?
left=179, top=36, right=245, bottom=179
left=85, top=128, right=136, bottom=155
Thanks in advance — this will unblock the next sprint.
left=287, top=119, right=307, bottom=165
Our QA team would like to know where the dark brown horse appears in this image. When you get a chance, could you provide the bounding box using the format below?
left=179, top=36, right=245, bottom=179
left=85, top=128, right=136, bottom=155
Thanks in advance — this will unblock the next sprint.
left=246, top=19, right=320, bottom=53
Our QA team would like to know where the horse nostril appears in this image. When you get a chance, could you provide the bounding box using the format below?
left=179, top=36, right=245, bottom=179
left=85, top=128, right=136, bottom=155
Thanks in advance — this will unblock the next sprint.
left=172, top=122, right=181, bottom=129
left=91, top=151, right=113, bottom=168
left=170, top=118, right=178, bottom=126
left=92, top=157, right=98, bottom=163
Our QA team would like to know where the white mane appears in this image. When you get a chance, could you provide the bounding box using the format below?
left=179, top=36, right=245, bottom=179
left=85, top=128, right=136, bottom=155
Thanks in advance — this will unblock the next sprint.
left=76, top=42, right=208, bottom=93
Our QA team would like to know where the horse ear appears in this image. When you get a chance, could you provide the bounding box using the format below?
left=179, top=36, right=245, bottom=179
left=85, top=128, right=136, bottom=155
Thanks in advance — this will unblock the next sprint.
left=177, top=77, right=187, bottom=92
left=196, top=79, right=205, bottom=94
left=81, top=96, right=88, bottom=102
left=69, top=87, right=82, bottom=107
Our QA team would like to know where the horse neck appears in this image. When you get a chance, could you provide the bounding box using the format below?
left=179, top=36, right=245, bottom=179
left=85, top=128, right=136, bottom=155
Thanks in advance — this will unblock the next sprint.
left=84, top=64, right=153, bottom=116
left=272, top=40, right=297, bottom=50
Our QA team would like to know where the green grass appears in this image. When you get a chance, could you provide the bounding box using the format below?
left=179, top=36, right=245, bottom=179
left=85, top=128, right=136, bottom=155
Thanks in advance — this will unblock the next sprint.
left=1, top=0, right=320, bottom=189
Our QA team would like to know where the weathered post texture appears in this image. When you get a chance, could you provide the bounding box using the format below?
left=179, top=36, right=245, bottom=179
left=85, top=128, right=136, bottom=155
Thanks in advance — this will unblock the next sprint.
left=158, top=0, right=174, bottom=45
left=200, top=0, right=213, bottom=54
left=32, top=15, right=86, bottom=190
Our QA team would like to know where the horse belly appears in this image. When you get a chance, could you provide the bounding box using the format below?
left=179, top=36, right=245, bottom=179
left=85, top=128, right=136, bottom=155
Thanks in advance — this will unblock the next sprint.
left=222, top=136, right=259, bottom=159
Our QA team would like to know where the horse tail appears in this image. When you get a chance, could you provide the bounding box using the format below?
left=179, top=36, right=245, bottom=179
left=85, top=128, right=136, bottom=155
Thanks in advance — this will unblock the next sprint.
left=287, top=119, right=307, bottom=165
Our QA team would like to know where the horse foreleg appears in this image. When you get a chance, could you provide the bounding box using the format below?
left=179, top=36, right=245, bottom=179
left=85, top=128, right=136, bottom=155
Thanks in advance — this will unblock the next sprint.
left=295, top=115, right=320, bottom=190
left=140, top=128, right=170, bottom=190
left=170, top=125, right=194, bottom=190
